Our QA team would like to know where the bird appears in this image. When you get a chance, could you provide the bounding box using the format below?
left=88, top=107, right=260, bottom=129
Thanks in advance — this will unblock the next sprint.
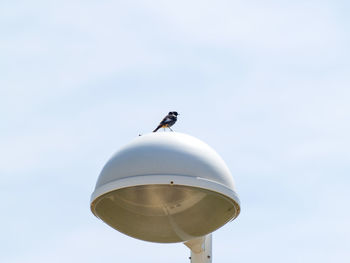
left=153, top=111, right=179, bottom=132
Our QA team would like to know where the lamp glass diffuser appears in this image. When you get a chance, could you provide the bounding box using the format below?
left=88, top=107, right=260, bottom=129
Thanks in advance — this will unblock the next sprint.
left=91, top=184, right=238, bottom=243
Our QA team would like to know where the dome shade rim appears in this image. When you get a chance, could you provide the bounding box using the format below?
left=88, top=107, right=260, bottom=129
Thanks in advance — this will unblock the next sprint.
left=91, top=174, right=240, bottom=212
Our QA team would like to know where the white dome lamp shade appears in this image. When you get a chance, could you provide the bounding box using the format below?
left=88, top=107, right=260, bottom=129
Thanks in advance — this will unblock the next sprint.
left=90, top=132, right=240, bottom=262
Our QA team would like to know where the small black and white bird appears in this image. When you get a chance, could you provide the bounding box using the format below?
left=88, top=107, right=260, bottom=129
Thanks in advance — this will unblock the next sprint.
left=153, top=111, right=179, bottom=132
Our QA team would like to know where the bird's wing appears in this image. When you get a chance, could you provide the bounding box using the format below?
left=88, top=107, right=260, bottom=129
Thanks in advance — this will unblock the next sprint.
left=160, top=115, right=173, bottom=125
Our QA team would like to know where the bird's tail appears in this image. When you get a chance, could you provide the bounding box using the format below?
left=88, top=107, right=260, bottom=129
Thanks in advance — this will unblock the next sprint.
left=153, top=125, right=162, bottom=132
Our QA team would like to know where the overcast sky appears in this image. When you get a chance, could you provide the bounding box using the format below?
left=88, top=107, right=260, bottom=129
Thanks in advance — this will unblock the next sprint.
left=1, top=1, right=350, bottom=262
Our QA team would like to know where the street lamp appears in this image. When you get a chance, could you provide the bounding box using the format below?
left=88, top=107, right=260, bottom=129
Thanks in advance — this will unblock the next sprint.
left=90, top=132, right=240, bottom=262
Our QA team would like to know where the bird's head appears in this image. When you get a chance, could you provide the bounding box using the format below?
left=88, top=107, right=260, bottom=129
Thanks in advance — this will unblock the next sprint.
left=169, top=111, right=179, bottom=116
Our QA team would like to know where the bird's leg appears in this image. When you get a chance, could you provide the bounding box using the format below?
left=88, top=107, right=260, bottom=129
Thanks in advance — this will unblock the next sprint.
left=169, top=127, right=174, bottom=132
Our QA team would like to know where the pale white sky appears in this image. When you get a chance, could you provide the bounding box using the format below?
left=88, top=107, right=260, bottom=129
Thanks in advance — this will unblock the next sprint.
left=1, top=1, right=350, bottom=262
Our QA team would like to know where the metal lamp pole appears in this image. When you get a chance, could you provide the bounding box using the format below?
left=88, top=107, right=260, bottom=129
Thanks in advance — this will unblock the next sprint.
left=184, top=234, right=212, bottom=263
